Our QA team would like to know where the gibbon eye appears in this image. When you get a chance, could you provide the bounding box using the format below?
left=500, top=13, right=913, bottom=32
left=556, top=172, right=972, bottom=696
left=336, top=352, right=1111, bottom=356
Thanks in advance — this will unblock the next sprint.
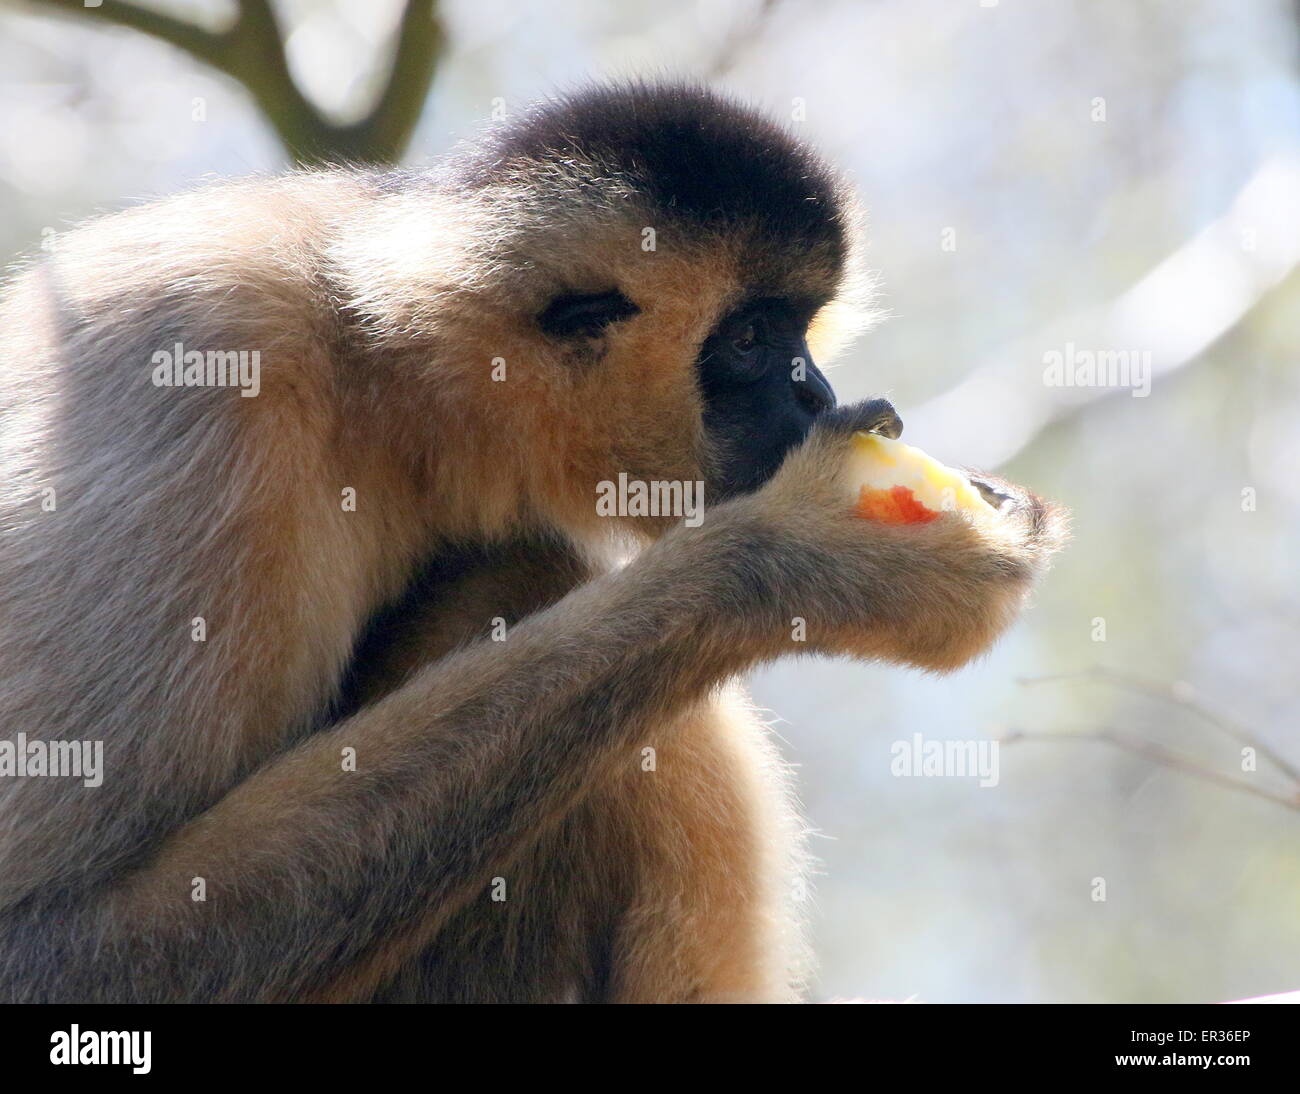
left=731, top=322, right=758, bottom=355
left=537, top=290, right=639, bottom=338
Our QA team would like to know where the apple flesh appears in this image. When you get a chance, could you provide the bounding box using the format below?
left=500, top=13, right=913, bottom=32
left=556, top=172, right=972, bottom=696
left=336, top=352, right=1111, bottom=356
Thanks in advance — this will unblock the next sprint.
left=845, top=432, right=1001, bottom=526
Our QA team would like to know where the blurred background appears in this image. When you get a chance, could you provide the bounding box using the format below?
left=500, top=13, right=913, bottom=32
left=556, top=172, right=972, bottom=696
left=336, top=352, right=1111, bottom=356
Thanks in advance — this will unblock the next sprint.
left=2, top=0, right=1298, bottom=1003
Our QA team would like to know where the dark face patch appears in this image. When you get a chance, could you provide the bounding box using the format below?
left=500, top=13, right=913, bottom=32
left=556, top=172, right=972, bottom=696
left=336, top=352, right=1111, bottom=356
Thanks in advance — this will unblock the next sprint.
left=697, top=299, right=836, bottom=498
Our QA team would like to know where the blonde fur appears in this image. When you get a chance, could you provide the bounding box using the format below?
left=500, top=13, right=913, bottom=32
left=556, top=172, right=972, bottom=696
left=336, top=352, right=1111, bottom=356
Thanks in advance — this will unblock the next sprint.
left=0, top=85, right=1061, bottom=1002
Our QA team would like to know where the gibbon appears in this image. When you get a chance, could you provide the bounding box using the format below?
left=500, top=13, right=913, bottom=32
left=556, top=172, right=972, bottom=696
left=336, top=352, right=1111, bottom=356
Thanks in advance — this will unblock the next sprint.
left=0, top=83, right=1062, bottom=1002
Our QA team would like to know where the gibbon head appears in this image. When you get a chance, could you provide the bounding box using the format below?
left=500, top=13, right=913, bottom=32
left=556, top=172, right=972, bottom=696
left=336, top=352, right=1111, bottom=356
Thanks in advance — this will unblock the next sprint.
left=372, top=83, right=878, bottom=537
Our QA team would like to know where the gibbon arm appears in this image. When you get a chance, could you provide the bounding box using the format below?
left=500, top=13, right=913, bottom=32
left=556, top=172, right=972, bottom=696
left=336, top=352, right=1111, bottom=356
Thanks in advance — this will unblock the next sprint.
left=0, top=405, right=1058, bottom=1002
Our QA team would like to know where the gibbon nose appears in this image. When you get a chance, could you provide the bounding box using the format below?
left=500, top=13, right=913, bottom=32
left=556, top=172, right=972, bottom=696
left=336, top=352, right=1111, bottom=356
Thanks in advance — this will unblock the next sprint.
left=795, top=358, right=836, bottom=415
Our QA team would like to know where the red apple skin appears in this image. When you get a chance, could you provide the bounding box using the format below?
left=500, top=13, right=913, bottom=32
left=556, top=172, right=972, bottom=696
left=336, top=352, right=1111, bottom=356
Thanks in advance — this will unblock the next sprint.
left=854, top=485, right=940, bottom=525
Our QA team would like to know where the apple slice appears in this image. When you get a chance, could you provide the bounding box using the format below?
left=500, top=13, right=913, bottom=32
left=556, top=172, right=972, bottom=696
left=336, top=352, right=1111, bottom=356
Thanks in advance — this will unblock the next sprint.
left=844, top=432, right=1004, bottom=526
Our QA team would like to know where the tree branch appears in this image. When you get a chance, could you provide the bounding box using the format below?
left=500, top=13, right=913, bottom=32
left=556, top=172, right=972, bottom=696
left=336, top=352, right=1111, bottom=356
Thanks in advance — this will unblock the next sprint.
left=18, top=0, right=236, bottom=69
left=906, top=157, right=1300, bottom=469
left=224, top=0, right=340, bottom=162
left=336, top=0, right=444, bottom=163
left=16, top=0, right=446, bottom=164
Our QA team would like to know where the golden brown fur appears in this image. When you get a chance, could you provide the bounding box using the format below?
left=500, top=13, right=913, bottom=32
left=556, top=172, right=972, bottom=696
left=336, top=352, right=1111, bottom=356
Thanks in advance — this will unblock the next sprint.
left=0, top=83, right=1062, bottom=1002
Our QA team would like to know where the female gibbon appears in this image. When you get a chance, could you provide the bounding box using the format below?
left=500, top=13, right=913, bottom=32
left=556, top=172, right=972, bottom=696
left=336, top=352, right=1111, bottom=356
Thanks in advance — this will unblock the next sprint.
left=0, top=82, right=1062, bottom=1002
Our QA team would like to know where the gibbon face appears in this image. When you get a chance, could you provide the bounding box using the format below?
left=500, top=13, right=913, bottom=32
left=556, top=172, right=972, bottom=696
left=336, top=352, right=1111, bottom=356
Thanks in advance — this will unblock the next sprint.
left=418, top=83, right=876, bottom=535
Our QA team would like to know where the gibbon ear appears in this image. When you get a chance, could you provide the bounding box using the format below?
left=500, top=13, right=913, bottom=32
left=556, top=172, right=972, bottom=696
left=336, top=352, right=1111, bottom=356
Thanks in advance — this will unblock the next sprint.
left=537, top=290, right=639, bottom=337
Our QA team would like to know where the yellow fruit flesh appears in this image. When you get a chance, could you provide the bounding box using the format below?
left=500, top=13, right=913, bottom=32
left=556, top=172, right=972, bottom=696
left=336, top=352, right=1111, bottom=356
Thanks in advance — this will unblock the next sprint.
left=845, top=432, right=998, bottom=524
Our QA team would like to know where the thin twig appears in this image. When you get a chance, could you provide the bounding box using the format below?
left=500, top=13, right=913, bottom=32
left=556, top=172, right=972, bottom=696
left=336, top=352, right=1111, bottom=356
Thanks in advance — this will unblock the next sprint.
left=1018, top=666, right=1300, bottom=782
left=707, top=0, right=784, bottom=79
left=1000, top=727, right=1300, bottom=811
